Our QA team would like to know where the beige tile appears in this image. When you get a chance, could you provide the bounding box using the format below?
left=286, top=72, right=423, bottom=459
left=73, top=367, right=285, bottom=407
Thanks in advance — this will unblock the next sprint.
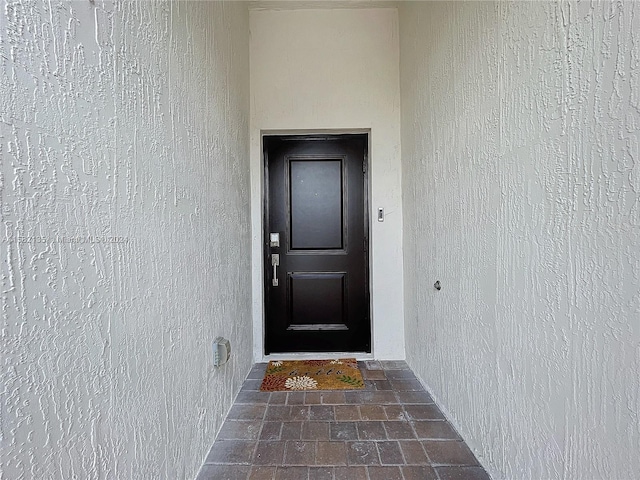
left=248, top=466, right=276, bottom=480
left=301, top=422, right=330, bottom=441
left=274, top=466, right=308, bottom=480
left=334, top=466, right=367, bottom=480
left=399, top=440, right=429, bottom=464
left=435, top=466, right=491, bottom=480
left=227, top=404, right=267, bottom=421
left=412, top=420, right=460, bottom=440
left=401, top=466, right=439, bottom=480
left=286, top=392, right=305, bottom=405
left=283, top=441, right=316, bottom=466
left=316, top=442, right=347, bottom=466
left=280, top=422, right=302, bottom=440
left=384, top=421, right=416, bottom=440
left=359, top=405, right=386, bottom=421
left=321, top=391, right=346, bottom=404
left=205, top=440, right=256, bottom=465
left=334, top=405, right=360, bottom=421
left=308, top=467, right=333, bottom=480
left=404, top=404, right=445, bottom=420
left=197, top=464, right=251, bottom=480
left=367, top=466, right=403, bottom=480
left=384, top=405, right=407, bottom=421
left=305, top=392, right=323, bottom=405
left=259, top=422, right=282, bottom=441
left=253, top=441, right=285, bottom=466
left=356, top=421, right=387, bottom=440
left=422, top=441, right=479, bottom=466
left=330, top=422, right=358, bottom=441
left=217, top=420, right=263, bottom=440
left=361, top=369, right=387, bottom=380
left=376, top=441, right=404, bottom=465
left=346, top=441, right=380, bottom=465
left=308, top=405, right=334, bottom=421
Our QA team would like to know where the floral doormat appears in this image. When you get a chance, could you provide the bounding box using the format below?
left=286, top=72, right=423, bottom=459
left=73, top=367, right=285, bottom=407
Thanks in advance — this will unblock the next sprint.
left=259, top=358, right=365, bottom=391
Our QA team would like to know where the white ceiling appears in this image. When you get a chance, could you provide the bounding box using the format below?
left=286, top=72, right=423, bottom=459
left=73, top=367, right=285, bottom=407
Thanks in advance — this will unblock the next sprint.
left=248, top=0, right=399, bottom=10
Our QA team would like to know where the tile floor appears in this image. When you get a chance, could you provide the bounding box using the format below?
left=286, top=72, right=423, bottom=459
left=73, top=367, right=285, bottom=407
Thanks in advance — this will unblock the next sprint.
left=197, top=361, right=490, bottom=480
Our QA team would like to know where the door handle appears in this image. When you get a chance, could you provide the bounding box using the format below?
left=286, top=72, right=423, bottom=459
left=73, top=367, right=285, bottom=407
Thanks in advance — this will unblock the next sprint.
left=272, top=254, right=280, bottom=287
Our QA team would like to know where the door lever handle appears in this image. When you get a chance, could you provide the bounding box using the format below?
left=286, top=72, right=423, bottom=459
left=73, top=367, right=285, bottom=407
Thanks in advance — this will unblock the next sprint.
left=272, top=254, right=280, bottom=287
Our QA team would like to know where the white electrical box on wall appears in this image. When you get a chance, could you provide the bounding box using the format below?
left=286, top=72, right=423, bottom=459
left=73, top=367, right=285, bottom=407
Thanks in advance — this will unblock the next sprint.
left=213, top=337, right=231, bottom=367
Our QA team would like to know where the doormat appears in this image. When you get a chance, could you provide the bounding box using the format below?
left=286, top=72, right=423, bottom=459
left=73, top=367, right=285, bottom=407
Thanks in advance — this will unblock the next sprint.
left=259, top=358, right=365, bottom=391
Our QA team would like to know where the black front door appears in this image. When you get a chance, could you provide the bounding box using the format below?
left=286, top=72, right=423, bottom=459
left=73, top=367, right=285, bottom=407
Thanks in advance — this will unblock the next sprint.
left=264, top=134, right=370, bottom=353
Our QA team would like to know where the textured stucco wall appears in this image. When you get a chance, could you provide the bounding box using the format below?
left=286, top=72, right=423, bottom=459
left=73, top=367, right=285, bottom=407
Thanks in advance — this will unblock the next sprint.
left=0, top=1, right=251, bottom=479
left=400, top=2, right=639, bottom=479
left=250, top=7, right=404, bottom=360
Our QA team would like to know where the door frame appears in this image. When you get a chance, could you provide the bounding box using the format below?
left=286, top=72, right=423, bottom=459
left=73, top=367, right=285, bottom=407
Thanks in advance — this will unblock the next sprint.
left=260, top=129, right=373, bottom=358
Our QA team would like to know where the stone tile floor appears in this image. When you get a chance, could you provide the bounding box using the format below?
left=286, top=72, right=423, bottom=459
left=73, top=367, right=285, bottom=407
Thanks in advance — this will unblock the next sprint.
left=197, top=361, right=490, bottom=480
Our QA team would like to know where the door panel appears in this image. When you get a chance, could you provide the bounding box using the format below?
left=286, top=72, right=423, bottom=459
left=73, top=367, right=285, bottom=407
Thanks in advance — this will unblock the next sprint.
left=289, top=272, right=347, bottom=329
left=264, top=134, right=370, bottom=353
left=290, top=160, right=344, bottom=250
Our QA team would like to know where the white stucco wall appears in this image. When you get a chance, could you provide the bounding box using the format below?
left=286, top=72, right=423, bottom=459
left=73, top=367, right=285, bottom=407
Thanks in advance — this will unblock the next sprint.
left=249, top=7, right=404, bottom=360
left=1, top=1, right=251, bottom=479
left=400, top=2, right=640, bottom=479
